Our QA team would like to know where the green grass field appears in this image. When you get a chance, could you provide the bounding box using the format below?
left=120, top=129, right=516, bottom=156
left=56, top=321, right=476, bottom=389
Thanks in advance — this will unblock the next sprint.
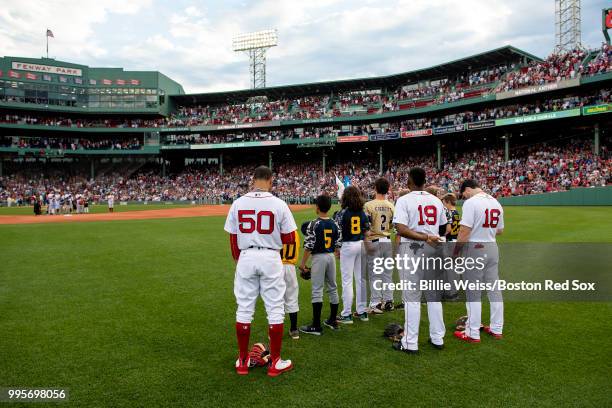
left=0, top=203, right=195, bottom=216
left=0, top=207, right=610, bottom=407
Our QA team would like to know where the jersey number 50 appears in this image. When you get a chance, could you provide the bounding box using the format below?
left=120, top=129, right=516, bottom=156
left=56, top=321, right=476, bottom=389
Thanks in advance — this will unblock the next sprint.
left=238, top=210, right=275, bottom=234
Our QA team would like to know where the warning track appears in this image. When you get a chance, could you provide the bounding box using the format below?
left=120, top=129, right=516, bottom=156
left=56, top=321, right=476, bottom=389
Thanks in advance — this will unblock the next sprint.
left=0, top=205, right=312, bottom=225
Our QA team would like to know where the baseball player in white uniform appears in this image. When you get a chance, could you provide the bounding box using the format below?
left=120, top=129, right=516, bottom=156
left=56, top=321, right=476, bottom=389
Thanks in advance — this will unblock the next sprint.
left=224, top=166, right=297, bottom=377
left=107, top=194, right=114, bottom=212
left=392, top=167, right=447, bottom=353
left=454, top=179, right=505, bottom=343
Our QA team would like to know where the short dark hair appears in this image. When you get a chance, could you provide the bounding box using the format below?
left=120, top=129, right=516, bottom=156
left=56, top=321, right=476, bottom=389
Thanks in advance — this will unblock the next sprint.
left=374, top=177, right=390, bottom=195
left=459, top=179, right=480, bottom=195
left=253, top=166, right=272, bottom=181
left=341, top=186, right=365, bottom=211
left=408, top=167, right=426, bottom=188
left=315, top=194, right=332, bottom=213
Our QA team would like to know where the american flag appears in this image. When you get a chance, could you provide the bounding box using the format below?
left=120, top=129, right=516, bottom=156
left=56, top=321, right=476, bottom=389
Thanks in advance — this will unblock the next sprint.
left=46, top=29, right=54, bottom=38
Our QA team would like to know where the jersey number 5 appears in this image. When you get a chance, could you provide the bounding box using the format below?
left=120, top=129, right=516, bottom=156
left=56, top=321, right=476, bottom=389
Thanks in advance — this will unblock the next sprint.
left=238, top=210, right=275, bottom=234
left=324, top=228, right=333, bottom=248
left=417, top=205, right=437, bottom=226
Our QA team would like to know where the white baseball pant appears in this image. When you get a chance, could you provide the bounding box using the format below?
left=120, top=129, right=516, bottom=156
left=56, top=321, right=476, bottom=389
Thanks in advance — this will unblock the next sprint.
left=340, top=241, right=366, bottom=316
left=367, top=238, right=394, bottom=307
left=399, top=242, right=445, bottom=351
left=464, top=244, right=503, bottom=339
left=283, top=264, right=299, bottom=314
left=234, top=248, right=285, bottom=324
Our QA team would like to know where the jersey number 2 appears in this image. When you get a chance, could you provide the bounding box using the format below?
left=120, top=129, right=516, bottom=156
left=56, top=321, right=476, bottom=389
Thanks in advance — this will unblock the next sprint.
left=238, top=210, right=275, bottom=234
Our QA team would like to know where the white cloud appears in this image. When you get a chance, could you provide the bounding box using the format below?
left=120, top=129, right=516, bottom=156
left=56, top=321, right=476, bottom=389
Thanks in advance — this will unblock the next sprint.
left=0, top=0, right=608, bottom=93
left=0, top=0, right=152, bottom=60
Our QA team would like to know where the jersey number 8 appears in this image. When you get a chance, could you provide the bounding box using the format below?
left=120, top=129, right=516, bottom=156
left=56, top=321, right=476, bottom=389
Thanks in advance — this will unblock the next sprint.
left=350, top=216, right=361, bottom=234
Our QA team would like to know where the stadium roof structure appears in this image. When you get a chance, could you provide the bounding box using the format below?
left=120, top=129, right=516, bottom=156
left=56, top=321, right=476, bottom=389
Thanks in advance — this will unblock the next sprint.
left=172, top=45, right=542, bottom=104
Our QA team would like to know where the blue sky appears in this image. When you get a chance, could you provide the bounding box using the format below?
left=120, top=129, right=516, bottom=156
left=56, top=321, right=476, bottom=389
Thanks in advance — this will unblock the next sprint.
left=0, top=0, right=609, bottom=92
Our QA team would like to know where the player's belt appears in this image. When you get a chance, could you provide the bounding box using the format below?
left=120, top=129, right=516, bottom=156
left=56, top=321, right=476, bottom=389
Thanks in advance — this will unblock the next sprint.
left=247, top=246, right=278, bottom=251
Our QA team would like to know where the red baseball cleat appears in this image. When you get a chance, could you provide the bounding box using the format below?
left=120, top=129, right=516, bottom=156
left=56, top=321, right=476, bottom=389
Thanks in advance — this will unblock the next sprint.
left=267, top=357, right=293, bottom=377
left=483, top=326, right=503, bottom=339
left=454, top=330, right=481, bottom=343
left=235, top=357, right=250, bottom=375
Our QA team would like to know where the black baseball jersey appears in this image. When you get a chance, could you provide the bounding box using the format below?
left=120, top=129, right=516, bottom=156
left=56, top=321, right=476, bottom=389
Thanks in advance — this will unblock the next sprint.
left=334, top=208, right=370, bottom=242
left=447, top=209, right=461, bottom=241
left=304, top=218, right=340, bottom=254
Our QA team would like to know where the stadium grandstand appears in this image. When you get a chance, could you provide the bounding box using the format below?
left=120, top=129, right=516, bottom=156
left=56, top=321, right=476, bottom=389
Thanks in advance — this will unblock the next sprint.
left=0, top=43, right=610, bottom=207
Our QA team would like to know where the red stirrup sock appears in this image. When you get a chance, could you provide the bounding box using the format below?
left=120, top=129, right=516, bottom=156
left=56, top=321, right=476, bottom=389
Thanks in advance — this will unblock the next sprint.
left=236, top=322, right=251, bottom=361
left=268, top=323, right=284, bottom=362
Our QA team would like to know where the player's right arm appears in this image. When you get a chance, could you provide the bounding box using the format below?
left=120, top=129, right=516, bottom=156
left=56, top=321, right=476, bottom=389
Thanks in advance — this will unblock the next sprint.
left=495, top=206, right=505, bottom=235
left=392, top=198, right=436, bottom=242
left=223, top=202, right=240, bottom=262
left=456, top=199, right=474, bottom=245
left=333, top=210, right=344, bottom=248
left=300, top=221, right=316, bottom=270
left=303, top=221, right=316, bottom=251
left=333, top=216, right=343, bottom=258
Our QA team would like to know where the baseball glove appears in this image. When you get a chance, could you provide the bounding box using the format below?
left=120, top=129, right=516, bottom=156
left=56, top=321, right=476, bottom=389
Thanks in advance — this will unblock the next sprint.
left=248, top=343, right=270, bottom=368
left=299, top=265, right=311, bottom=280
left=455, top=315, right=468, bottom=331
left=383, top=323, right=404, bottom=342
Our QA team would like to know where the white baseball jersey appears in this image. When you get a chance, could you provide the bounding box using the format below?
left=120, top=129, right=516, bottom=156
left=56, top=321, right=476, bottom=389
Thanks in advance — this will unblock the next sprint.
left=392, top=191, right=447, bottom=242
left=460, top=192, right=504, bottom=242
left=224, top=191, right=297, bottom=250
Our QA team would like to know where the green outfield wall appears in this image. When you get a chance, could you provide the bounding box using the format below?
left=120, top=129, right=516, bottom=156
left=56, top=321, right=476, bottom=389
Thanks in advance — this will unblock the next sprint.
left=497, top=187, right=612, bottom=206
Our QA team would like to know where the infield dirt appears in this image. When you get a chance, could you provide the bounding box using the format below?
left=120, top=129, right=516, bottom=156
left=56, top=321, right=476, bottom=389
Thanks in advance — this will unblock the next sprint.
left=0, top=205, right=312, bottom=225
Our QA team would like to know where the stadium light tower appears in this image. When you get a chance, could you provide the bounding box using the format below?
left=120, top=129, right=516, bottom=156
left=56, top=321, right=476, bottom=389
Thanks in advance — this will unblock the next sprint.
left=555, top=0, right=583, bottom=52
left=232, top=29, right=278, bottom=89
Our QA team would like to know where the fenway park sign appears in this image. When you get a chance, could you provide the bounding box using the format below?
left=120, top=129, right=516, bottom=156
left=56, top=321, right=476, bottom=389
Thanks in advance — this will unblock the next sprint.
left=11, top=62, right=82, bottom=76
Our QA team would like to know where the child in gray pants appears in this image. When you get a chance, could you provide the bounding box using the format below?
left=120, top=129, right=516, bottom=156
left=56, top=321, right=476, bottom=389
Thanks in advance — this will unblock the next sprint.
left=299, top=194, right=342, bottom=335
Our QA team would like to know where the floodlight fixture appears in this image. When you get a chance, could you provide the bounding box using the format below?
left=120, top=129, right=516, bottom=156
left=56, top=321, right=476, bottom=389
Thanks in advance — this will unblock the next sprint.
left=232, top=29, right=278, bottom=89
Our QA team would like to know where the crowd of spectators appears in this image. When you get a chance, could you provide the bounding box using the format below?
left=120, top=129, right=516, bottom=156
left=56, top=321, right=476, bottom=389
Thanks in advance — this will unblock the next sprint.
left=1, top=48, right=610, bottom=132
left=1, top=137, right=608, bottom=206
left=584, top=43, right=612, bottom=76
left=0, top=114, right=165, bottom=128
left=2, top=90, right=609, bottom=151
left=496, top=48, right=587, bottom=92
left=1, top=46, right=610, bottom=133
left=496, top=44, right=612, bottom=93
left=0, top=137, right=142, bottom=150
